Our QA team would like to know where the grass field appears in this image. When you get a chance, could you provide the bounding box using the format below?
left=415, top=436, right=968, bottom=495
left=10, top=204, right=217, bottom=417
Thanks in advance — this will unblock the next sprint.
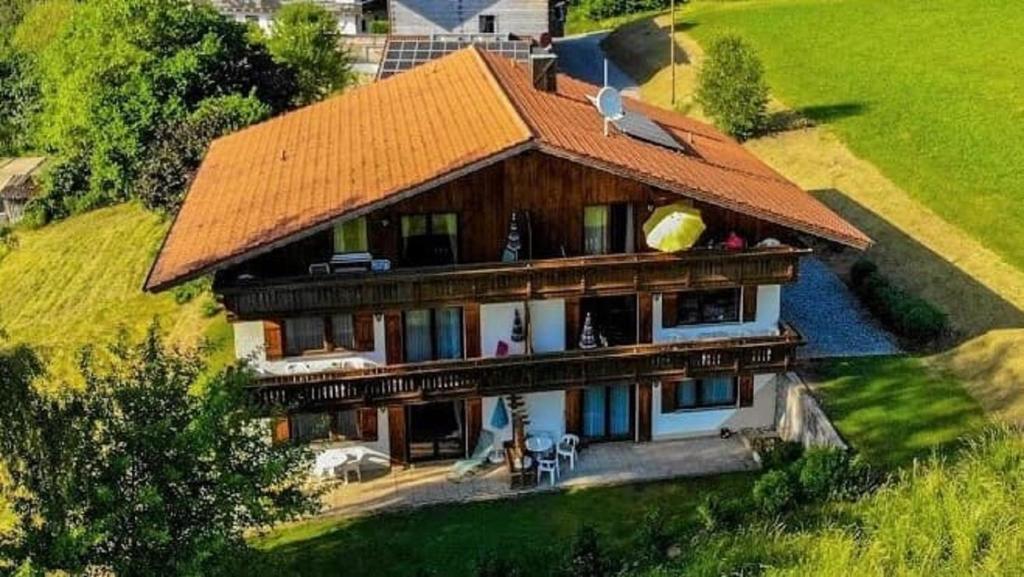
left=565, top=7, right=665, bottom=35
left=0, top=203, right=231, bottom=386
left=243, top=356, right=990, bottom=577
left=673, top=0, right=1024, bottom=276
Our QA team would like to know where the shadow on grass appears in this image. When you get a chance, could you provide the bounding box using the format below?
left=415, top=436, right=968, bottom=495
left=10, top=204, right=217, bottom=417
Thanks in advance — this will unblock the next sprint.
left=602, top=16, right=695, bottom=86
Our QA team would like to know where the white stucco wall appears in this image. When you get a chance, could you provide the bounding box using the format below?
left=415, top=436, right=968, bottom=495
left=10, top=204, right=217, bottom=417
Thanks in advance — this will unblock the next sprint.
left=390, top=0, right=551, bottom=38
left=233, top=316, right=387, bottom=376
left=482, top=390, right=566, bottom=445
left=480, top=299, right=565, bottom=358
left=653, top=285, right=781, bottom=343
left=651, top=373, right=778, bottom=439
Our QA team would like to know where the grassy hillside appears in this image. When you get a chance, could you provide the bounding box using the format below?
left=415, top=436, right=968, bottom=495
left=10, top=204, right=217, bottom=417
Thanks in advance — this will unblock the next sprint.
left=0, top=203, right=231, bottom=387
left=675, top=0, right=1024, bottom=274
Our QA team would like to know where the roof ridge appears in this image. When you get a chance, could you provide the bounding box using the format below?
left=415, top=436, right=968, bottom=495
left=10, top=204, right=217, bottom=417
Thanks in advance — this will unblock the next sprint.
left=471, top=47, right=539, bottom=141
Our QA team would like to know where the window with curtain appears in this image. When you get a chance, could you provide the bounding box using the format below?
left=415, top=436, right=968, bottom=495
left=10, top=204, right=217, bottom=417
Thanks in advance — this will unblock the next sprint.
left=332, top=314, right=355, bottom=349
left=334, top=410, right=360, bottom=439
left=401, top=213, right=458, bottom=266
left=676, top=289, right=741, bottom=325
left=583, top=205, right=609, bottom=256
left=333, top=217, right=368, bottom=254
left=675, top=377, right=737, bottom=409
left=583, top=387, right=606, bottom=438
left=284, top=317, right=325, bottom=356
left=404, top=307, right=463, bottom=362
left=291, top=413, right=331, bottom=442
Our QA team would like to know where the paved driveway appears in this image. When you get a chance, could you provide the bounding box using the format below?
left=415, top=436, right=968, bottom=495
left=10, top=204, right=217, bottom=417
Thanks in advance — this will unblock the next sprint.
left=553, top=32, right=640, bottom=97
left=783, top=257, right=899, bottom=358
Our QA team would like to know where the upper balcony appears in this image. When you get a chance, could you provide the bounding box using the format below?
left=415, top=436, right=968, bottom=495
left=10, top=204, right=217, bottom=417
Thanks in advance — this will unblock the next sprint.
left=249, top=322, right=804, bottom=410
left=216, top=246, right=809, bottom=319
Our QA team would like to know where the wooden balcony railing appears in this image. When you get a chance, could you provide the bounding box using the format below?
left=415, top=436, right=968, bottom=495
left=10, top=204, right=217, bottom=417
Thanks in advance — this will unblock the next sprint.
left=218, top=247, right=808, bottom=319
left=248, top=323, right=803, bottom=411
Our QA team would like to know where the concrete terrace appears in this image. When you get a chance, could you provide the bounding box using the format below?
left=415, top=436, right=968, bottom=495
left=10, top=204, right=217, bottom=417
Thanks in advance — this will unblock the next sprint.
left=319, top=436, right=758, bottom=517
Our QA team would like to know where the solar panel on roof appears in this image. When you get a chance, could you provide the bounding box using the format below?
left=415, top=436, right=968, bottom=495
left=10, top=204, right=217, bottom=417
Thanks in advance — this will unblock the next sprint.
left=613, top=110, right=685, bottom=152
left=377, top=37, right=533, bottom=79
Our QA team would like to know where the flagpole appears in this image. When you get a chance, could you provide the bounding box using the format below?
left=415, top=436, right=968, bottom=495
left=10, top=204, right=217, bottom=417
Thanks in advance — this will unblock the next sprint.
left=670, top=0, right=676, bottom=106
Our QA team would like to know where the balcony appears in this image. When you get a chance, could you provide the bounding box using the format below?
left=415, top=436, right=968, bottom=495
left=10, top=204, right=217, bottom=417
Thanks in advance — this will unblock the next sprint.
left=217, top=246, right=808, bottom=319
left=248, top=323, right=803, bottom=410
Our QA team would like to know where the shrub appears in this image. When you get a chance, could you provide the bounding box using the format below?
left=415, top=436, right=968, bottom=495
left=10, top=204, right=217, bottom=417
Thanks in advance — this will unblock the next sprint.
left=849, top=259, right=949, bottom=343
left=795, top=447, right=850, bottom=501
left=0, top=225, right=17, bottom=260
left=696, top=34, right=769, bottom=140
left=579, top=0, right=670, bottom=21
left=758, top=439, right=804, bottom=470
left=475, top=553, right=523, bottom=577
left=634, top=507, right=673, bottom=564
left=563, top=525, right=611, bottom=577
left=695, top=495, right=749, bottom=532
left=171, top=277, right=213, bottom=305
left=369, top=19, right=390, bottom=34
left=752, top=470, right=796, bottom=515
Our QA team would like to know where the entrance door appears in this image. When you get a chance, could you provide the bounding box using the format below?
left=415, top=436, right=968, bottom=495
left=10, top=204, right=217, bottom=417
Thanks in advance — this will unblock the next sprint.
left=407, top=401, right=466, bottom=462
left=582, top=384, right=634, bottom=442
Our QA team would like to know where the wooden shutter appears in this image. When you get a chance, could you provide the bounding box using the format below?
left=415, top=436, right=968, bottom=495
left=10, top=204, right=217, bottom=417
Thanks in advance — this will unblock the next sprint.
left=742, top=286, right=758, bottom=323
left=357, top=408, right=379, bottom=441
left=465, top=397, right=482, bottom=456
left=388, top=406, right=407, bottom=465
left=564, top=388, right=583, bottom=435
left=564, top=297, right=581, bottom=351
left=637, top=383, right=653, bottom=442
left=661, top=293, right=678, bottom=328
left=660, top=380, right=678, bottom=413
left=264, top=320, right=284, bottom=360
left=384, top=311, right=403, bottom=364
left=739, top=375, right=755, bottom=407
left=464, top=303, right=481, bottom=358
left=271, top=416, right=290, bottom=444
left=637, top=292, right=653, bottom=344
left=354, top=312, right=376, bottom=351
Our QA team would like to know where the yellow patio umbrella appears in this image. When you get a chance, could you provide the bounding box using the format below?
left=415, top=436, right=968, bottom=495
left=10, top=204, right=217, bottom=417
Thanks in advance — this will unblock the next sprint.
left=642, top=203, right=706, bottom=253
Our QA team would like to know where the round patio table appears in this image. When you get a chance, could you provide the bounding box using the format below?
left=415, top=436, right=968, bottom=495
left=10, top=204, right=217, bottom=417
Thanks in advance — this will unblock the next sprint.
left=525, top=436, right=553, bottom=456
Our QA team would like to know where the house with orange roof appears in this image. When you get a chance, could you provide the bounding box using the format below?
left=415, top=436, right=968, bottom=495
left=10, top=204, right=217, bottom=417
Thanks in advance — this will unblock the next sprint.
left=147, top=46, right=869, bottom=474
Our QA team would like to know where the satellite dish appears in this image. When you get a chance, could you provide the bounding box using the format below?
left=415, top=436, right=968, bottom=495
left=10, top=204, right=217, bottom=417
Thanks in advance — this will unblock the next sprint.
left=596, top=86, right=624, bottom=120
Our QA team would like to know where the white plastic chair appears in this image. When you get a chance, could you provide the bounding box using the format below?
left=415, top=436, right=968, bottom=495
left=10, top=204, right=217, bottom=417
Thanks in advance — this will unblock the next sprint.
left=536, top=456, right=559, bottom=486
left=557, top=434, right=580, bottom=471
left=339, top=449, right=364, bottom=485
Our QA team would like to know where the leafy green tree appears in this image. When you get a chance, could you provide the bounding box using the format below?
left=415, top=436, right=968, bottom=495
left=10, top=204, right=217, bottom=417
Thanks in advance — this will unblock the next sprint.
left=267, top=1, right=355, bottom=106
left=0, top=329, right=316, bottom=576
left=16, top=0, right=297, bottom=218
left=695, top=34, right=770, bottom=140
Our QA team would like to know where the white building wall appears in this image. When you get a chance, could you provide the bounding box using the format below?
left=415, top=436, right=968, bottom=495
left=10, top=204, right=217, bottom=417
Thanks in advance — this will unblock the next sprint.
left=390, top=0, right=550, bottom=38
left=651, top=373, right=778, bottom=439
left=480, top=299, right=565, bottom=358
left=653, top=285, right=781, bottom=343
left=481, top=390, right=566, bottom=445
left=233, top=316, right=387, bottom=376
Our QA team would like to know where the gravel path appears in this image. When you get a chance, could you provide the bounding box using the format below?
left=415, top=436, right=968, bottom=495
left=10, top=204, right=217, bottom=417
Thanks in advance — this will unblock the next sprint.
left=783, top=257, right=900, bottom=358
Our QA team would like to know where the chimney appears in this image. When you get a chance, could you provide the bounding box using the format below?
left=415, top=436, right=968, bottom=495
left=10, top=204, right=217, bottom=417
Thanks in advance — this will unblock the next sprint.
left=529, top=52, right=558, bottom=92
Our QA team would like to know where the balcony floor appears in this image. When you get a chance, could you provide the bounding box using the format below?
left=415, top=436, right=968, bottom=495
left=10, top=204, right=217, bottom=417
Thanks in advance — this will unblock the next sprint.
left=318, top=436, right=758, bottom=518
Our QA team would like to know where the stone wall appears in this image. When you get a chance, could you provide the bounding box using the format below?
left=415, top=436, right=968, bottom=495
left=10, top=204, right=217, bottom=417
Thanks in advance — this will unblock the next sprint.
left=775, top=373, right=847, bottom=450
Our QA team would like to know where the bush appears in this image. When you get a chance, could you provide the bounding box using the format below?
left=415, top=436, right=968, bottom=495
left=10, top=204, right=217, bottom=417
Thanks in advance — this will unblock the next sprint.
left=696, top=34, right=769, bottom=140
left=369, top=19, right=390, bottom=34
left=634, top=507, right=673, bottom=564
left=171, top=277, right=213, bottom=305
left=795, top=447, right=850, bottom=501
left=752, top=470, right=796, bottom=515
left=849, top=259, right=949, bottom=343
left=578, top=0, right=670, bottom=21
left=475, top=553, right=523, bottom=577
left=695, top=495, right=749, bottom=532
left=757, top=438, right=804, bottom=470
left=563, top=525, right=611, bottom=577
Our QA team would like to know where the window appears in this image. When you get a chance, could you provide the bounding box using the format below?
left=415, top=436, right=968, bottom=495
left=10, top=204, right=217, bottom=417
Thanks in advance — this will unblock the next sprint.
left=676, top=288, right=741, bottom=325
left=404, top=307, right=463, bottom=362
left=291, top=413, right=331, bottom=442
left=332, top=314, right=355, bottom=349
left=333, top=217, right=368, bottom=254
left=583, top=204, right=630, bottom=255
left=284, top=317, right=325, bottom=356
left=479, top=14, right=496, bottom=33
left=676, top=377, right=737, bottom=410
left=401, top=213, right=458, bottom=266
left=290, top=410, right=367, bottom=442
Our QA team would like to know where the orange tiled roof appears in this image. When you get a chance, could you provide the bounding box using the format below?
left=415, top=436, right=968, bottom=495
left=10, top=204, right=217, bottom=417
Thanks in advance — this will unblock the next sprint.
left=146, top=46, right=870, bottom=291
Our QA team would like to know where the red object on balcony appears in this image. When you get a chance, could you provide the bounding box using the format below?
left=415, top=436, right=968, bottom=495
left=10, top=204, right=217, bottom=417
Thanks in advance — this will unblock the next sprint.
left=724, top=232, right=747, bottom=251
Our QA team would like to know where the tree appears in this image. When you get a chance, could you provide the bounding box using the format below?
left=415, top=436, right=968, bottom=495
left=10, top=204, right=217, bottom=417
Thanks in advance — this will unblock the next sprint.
left=16, top=0, right=297, bottom=218
left=0, top=328, right=316, bottom=576
left=695, top=34, right=769, bottom=140
left=267, top=1, right=355, bottom=106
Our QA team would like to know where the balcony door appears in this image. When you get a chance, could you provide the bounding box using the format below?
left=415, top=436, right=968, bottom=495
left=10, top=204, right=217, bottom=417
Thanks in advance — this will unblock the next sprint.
left=407, top=400, right=466, bottom=462
left=582, top=384, right=634, bottom=442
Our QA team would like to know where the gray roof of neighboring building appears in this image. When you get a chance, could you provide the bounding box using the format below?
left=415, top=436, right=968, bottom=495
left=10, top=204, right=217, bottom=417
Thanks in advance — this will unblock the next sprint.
left=0, top=157, right=46, bottom=201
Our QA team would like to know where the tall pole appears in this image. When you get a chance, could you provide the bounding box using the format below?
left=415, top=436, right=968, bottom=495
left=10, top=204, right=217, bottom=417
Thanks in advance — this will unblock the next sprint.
left=670, top=0, right=676, bottom=106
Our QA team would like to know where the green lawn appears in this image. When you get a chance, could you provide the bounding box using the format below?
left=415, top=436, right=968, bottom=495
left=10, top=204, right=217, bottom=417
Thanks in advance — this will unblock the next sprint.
left=679, top=0, right=1024, bottom=274
left=245, top=356, right=990, bottom=576
left=0, top=203, right=231, bottom=387
left=565, top=6, right=665, bottom=35
left=813, top=356, right=990, bottom=468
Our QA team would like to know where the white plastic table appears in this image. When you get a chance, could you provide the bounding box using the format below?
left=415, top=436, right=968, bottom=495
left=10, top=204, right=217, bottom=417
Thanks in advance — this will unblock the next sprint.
left=525, top=436, right=553, bottom=455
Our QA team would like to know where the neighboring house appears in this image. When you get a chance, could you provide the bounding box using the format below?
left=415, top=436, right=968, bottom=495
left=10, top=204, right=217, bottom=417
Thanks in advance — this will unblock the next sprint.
left=377, top=0, right=564, bottom=79
left=146, top=47, right=870, bottom=466
left=388, top=0, right=564, bottom=39
left=0, top=157, right=46, bottom=225
left=211, top=0, right=378, bottom=35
